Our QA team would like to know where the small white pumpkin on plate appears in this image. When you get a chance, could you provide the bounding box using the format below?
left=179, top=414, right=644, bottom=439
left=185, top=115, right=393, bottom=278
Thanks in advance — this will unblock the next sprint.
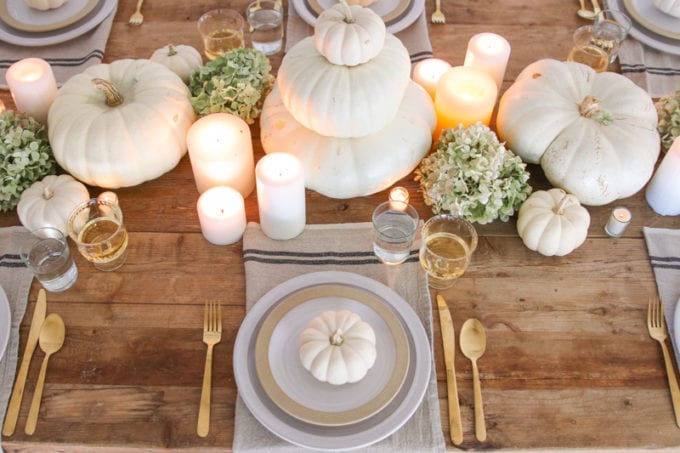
left=150, top=44, right=203, bottom=84
left=23, top=0, right=67, bottom=11
left=652, top=0, right=680, bottom=18
left=299, top=310, right=377, bottom=385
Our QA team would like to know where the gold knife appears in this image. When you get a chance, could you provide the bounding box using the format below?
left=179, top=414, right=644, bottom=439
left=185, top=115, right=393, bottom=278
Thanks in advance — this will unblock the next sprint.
left=436, top=294, right=463, bottom=445
left=2, top=288, right=47, bottom=436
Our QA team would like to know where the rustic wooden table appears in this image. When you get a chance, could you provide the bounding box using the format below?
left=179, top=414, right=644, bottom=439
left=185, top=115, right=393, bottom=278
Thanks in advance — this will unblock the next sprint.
left=2, top=0, right=680, bottom=451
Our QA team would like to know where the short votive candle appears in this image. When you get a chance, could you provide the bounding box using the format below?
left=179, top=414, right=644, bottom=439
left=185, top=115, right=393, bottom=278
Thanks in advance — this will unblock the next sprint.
left=197, top=186, right=247, bottom=245
left=97, top=191, right=118, bottom=205
left=0, top=99, right=5, bottom=114
left=389, top=186, right=410, bottom=210
left=256, top=152, right=306, bottom=240
left=646, top=137, right=680, bottom=216
left=412, top=58, right=452, bottom=99
left=604, top=207, right=631, bottom=237
left=5, top=58, right=57, bottom=124
left=464, top=32, right=511, bottom=89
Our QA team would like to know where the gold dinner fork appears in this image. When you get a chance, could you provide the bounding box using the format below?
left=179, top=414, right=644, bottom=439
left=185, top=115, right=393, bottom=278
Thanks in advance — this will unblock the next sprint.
left=647, top=297, right=680, bottom=428
left=197, top=300, right=222, bottom=437
left=431, top=0, right=445, bottom=24
left=128, top=0, right=145, bottom=26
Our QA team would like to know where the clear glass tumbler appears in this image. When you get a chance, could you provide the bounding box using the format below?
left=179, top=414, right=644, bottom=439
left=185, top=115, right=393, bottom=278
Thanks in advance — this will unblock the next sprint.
left=372, top=201, right=419, bottom=265
left=20, top=227, right=78, bottom=292
left=245, top=0, right=284, bottom=55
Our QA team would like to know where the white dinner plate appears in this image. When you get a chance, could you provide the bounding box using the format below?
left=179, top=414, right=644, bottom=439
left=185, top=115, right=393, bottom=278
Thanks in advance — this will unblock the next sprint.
left=234, top=271, right=431, bottom=451
left=623, top=0, right=680, bottom=41
left=610, top=0, right=680, bottom=56
left=291, top=0, right=425, bottom=34
left=255, top=283, right=410, bottom=426
left=0, top=0, right=99, bottom=33
left=0, top=0, right=116, bottom=46
left=0, top=285, right=11, bottom=363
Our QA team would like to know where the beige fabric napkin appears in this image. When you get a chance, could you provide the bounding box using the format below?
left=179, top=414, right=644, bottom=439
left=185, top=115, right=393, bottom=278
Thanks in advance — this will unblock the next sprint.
left=233, top=222, right=445, bottom=452
left=285, top=1, right=433, bottom=63
left=0, top=226, right=36, bottom=451
left=643, top=227, right=680, bottom=365
left=0, top=3, right=117, bottom=89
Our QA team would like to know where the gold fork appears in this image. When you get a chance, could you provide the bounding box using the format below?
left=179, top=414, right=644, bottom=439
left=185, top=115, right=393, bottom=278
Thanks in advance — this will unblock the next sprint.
left=197, top=301, right=222, bottom=437
left=647, top=297, right=680, bottom=428
left=431, top=0, right=445, bottom=24
left=128, top=0, right=145, bottom=26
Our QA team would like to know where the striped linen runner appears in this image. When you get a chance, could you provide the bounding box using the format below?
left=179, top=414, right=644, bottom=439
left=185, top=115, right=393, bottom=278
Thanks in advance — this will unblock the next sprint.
left=233, top=222, right=445, bottom=452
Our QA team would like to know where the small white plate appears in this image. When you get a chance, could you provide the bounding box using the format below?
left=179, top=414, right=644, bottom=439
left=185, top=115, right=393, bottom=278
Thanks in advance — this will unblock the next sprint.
left=0, top=285, right=11, bottom=363
left=624, top=0, right=680, bottom=40
left=0, top=0, right=99, bottom=33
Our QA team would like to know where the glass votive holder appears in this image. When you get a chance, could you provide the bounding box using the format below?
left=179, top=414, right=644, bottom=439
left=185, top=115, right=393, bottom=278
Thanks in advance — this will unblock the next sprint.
left=197, top=9, right=245, bottom=60
left=604, top=207, right=631, bottom=238
left=372, top=201, right=419, bottom=265
left=19, top=227, right=78, bottom=292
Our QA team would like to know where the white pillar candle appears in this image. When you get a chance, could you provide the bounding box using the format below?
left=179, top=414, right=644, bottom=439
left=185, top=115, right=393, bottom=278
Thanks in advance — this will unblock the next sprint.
left=604, top=207, right=631, bottom=237
left=412, top=58, right=451, bottom=99
left=187, top=113, right=255, bottom=197
left=464, top=32, right=511, bottom=89
left=646, top=137, right=680, bottom=215
left=5, top=58, right=57, bottom=124
left=256, top=152, right=306, bottom=240
left=197, top=186, right=246, bottom=245
left=434, top=66, right=498, bottom=137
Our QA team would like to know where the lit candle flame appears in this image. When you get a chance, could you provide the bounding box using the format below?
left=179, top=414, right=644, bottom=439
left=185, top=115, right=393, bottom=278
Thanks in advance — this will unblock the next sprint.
left=389, top=187, right=410, bottom=210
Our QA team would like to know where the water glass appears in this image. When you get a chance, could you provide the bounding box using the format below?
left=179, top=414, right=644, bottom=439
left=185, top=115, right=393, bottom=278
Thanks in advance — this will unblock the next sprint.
left=20, top=227, right=78, bottom=292
left=67, top=198, right=128, bottom=272
left=246, top=0, right=284, bottom=55
left=197, top=9, right=245, bottom=60
left=593, top=9, right=632, bottom=63
left=372, top=201, right=419, bottom=265
left=419, top=215, right=478, bottom=290
left=567, top=25, right=610, bottom=72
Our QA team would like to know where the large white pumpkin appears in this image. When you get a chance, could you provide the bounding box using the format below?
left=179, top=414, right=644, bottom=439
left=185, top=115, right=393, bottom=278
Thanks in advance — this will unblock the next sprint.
left=261, top=82, right=435, bottom=198
left=497, top=59, right=659, bottom=206
left=48, top=59, right=195, bottom=188
left=277, top=34, right=410, bottom=138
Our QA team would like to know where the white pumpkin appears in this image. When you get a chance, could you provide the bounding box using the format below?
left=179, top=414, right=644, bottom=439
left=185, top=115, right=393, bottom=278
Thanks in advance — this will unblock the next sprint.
left=652, top=0, right=680, bottom=18
left=299, top=310, right=377, bottom=385
left=346, top=0, right=377, bottom=6
left=517, top=189, right=590, bottom=257
left=497, top=59, right=660, bottom=206
left=150, top=44, right=203, bottom=84
left=314, top=2, right=386, bottom=67
left=277, top=34, right=410, bottom=138
left=48, top=59, right=195, bottom=188
left=17, top=174, right=89, bottom=235
left=23, top=0, right=66, bottom=10
left=261, top=82, right=435, bottom=198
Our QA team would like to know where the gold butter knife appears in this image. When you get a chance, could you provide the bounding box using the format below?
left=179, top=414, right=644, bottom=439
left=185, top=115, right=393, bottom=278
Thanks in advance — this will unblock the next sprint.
left=436, top=294, right=463, bottom=445
left=2, top=289, right=46, bottom=436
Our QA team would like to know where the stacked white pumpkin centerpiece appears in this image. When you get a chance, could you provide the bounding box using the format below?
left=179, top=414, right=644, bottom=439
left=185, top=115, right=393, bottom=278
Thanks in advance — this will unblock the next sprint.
left=260, top=1, right=436, bottom=199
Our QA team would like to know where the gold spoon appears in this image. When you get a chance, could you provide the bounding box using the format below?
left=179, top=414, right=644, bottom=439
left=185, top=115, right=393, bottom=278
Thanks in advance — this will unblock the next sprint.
left=25, top=314, right=65, bottom=435
left=577, top=0, right=596, bottom=19
left=460, top=318, right=487, bottom=442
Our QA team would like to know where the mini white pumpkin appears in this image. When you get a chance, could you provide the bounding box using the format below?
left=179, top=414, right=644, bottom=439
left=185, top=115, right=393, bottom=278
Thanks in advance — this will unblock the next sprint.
left=652, top=0, right=680, bottom=18
left=150, top=44, right=203, bottom=84
left=23, top=0, right=67, bottom=10
left=299, top=310, right=377, bottom=385
left=17, top=174, right=89, bottom=235
left=517, top=188, right=590, bottom=257
left=346, top=0, right=377, bottom=6
left=314, top=2, right=386, bottom=67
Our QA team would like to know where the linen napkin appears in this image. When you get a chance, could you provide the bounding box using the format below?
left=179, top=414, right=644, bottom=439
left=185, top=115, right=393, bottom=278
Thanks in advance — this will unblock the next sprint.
left=0, top=226, right=36, bottom=452
left=285, top=1, right=433, bottom=64
left=0, top=2, right=117, bottom=89
left=233, top=222, right=445, bottom=452
left=643, top=227, right=680, bottom=365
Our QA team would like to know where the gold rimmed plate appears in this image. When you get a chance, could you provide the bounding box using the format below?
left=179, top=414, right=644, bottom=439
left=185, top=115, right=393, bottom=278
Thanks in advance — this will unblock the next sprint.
left=255, top=283, right=410, bottom=427
left=0, top=0, right=99, bottom=33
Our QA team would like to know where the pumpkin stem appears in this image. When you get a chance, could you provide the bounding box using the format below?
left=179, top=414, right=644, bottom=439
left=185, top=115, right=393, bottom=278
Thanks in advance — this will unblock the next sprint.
left=167, top=44, right=177, bottom=56
left=338, top=0, right=354, bottom=23
left=330, top=329, right=344, bottom=346
left=42, top=186, right=54, bottom=201
left=578, top=95, right=613, bottom=125
left=92, top=78, right=124, bottom=107
left=555, top=190, right=572, bottom=215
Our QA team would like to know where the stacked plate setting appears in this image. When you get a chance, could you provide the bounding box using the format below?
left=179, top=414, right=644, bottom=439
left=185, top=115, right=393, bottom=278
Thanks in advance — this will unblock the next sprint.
left=613, top=0, right=680, bottom=55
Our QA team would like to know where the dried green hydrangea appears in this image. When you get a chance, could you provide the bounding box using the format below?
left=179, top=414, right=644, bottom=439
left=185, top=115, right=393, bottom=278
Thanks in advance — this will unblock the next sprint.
left=0, top=111, right=56, bottom=212
left=415, top=123, right=532, bottom=224
left=189, top=48, right=275, bottom=124
left=656, top=89, right=680, bottom=153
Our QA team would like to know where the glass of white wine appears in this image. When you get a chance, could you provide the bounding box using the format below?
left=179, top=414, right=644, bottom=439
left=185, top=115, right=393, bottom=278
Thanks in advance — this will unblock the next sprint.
left=197, top=9, right=245, bottom=60
left=419, top=215, right=478, bottom=290
left=567, top=25, right=609, bottom=73
left=67, top=198, right=128, bottom=272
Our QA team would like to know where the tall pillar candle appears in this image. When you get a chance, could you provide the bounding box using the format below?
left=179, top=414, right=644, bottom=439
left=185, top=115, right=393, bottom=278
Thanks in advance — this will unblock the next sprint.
left=646, top=137, right=680, bottom=215
left=464, top=32, right=511, bottom=89
left=186, top=113, right=255, bottom=197
left=256, top=152, right=306, bottom=240
left=434, top=66, right=497, bottom=136
left=197, top=186, right=247, bottom=245
left=5, top=58, right=57, bottom=124
left=412, top=58, right=451, bottom=99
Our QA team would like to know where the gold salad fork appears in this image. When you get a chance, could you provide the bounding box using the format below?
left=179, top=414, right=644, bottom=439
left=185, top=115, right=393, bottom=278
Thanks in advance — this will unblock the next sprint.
left=431, top=0, right=445, bottom=24
left=647, top=297, right=680, bottom=428
left=197, top=301, right=222, bottom=437
left=128, top=0, right=145, bottom=26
